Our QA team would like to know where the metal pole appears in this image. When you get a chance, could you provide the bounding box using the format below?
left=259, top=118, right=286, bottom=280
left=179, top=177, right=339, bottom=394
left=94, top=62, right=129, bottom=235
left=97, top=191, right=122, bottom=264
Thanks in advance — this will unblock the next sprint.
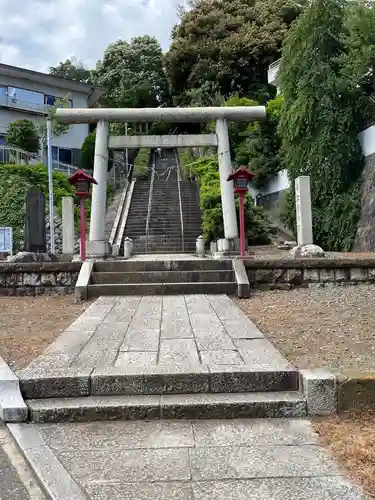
left=80, top=198, right=86, bottom=261
left=239, top=192, right=246, bottom=257
left=47, top=119, right=55, bottom=254
left=125, top=123, right=128, bottom=172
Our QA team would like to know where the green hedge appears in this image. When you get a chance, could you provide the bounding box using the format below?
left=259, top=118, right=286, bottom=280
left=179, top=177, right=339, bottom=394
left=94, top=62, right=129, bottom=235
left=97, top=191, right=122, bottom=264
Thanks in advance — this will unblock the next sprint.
left=0, top=164, right=113, bottom=252
left=179, top=154, right=276, bottom=243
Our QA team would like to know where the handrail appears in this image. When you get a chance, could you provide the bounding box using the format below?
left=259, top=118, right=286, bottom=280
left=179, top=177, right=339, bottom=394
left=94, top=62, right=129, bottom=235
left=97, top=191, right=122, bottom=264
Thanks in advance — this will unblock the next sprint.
left=145, top=150, right=156, bottom=253
left=115, top=179, right=136, bottom=250
left=175, top=149, right=185, bottom=252
left=109, top=180, right=130, bottom=247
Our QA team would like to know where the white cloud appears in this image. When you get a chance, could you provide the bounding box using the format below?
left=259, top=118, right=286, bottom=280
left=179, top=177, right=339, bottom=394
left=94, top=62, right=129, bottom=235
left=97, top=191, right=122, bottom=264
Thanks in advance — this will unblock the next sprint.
left=0, top=0, right=182, bottom=72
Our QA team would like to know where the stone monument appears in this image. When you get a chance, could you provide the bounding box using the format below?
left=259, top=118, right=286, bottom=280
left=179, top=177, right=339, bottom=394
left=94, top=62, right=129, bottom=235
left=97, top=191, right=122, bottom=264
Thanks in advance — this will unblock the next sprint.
left=290, top=176, right=324, bottom=258
left=24, top=186, right=46, bottom=253
left=62, top=197, right=75, bottom=255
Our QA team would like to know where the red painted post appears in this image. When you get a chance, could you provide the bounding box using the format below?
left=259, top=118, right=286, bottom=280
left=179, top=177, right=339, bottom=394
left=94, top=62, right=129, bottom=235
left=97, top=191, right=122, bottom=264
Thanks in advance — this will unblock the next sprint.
left=239, top=192, right=246, bottom=257
left=80, top=198, right=86, bottom=261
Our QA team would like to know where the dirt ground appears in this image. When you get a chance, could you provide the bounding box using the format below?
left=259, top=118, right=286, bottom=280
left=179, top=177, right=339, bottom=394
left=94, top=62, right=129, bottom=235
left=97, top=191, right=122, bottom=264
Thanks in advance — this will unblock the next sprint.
left=237, top=284, right=375, bottom=372
left=0, top=296, right=90, bottom=370
left=313, top=413, right=375, bottom=499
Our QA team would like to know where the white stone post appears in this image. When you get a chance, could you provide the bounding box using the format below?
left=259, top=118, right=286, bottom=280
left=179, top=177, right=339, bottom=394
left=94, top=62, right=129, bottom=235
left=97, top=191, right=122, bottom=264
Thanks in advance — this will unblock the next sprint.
left=88, top=120, right=109, bottom=257
left=295, top=176, right=313, bottom=245
left=62, top=197, right=74, bottom=255
left=216, top=118, right=238, bottom=240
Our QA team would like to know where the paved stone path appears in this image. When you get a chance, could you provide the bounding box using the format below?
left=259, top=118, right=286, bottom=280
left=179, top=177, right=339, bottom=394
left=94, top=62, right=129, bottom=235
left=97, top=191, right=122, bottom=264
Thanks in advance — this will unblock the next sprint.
left=8, top=419, right=369, bottom=500
left=23, top=295, right=291, bottom=372
left=0, top=422, right=45, bottom=500
left=11, top=293, right=370, bottom=499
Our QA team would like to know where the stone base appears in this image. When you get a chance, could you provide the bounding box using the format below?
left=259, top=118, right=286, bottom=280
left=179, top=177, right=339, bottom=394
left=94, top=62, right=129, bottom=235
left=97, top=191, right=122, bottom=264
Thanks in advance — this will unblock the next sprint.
left=86, top=240, right=111, bottom=258
left=290, top=244, right=325, bottom=258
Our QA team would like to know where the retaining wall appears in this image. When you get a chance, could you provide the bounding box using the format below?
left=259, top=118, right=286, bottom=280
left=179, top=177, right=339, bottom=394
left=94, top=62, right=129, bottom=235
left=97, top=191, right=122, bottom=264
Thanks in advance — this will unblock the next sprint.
left=0, top=262, right=82, bottom=296
left=244, top=257, right=375, bottom=289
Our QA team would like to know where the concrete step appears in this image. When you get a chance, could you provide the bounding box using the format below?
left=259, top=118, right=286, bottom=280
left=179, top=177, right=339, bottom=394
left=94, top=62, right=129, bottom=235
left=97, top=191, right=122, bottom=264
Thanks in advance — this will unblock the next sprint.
left=91, top=270, right=235, bottom=284
left=87, top=282, right=237, bottom=297
left=94, top=260, right=233, bottom=272
left=26, top=392, right=306, bottom=423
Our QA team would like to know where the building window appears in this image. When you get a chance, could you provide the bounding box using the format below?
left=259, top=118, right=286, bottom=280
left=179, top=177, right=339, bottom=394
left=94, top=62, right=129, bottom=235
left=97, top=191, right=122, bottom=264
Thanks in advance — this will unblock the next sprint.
left=44, top=95, right=73, bottom=107
left=7, top=87, right=44, bottom=105
left=58, top=148, right=72, bottom=164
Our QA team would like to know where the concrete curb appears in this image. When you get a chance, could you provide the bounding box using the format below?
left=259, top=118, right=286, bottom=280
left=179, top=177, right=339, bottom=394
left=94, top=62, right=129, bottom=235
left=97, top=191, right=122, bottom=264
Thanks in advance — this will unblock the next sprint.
left=300, top=369, right=375, bottom=414
left=299, top=369, right=336, bottom=416
left=0, top=357, right=28, bottom=422
left=74, top=260, right=94, bottom=301
left=335, top=370, right=375, bottom=412
left=8, top=423, right=87, bottom=500
left=232, top=259, right=251, bottom=298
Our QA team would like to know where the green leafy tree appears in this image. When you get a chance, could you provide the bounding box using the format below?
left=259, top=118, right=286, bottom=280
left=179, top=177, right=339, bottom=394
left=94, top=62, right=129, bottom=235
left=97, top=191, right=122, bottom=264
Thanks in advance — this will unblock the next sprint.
left=49, top=57, right=92, bottom=83
left=278, top=0, right=364, bottom=251
left=5, top=119, right=40, bottom=154
left=234, top=95, right=283, bottom=188
left=38, top=94, right=71, bottom=151
left=81, top=132, right=96, bottom=171
left=93, top=36, right=170, bottom=108
left=165, top=0, right=306, bottom=105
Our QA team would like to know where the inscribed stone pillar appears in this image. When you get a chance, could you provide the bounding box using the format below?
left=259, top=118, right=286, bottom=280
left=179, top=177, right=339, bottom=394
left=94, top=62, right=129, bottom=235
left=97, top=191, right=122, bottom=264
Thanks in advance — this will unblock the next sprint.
left=24, top=186, right=46, bottom=253
left=295, top=176, right=313, bottom=245
left=62, top=197, right=75, bottom=255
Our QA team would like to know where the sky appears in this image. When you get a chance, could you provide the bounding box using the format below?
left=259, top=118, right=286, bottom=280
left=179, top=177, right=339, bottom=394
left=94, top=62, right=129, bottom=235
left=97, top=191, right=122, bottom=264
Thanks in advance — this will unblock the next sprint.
left=0, top=0, right=183, bottom=72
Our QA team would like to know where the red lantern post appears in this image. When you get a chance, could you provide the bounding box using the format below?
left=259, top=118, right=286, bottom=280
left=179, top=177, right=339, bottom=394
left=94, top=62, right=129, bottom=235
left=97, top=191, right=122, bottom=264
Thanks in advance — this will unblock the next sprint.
left=68, top=170, right=97, bottom=261
left=227, top=166, right=256, bottom=257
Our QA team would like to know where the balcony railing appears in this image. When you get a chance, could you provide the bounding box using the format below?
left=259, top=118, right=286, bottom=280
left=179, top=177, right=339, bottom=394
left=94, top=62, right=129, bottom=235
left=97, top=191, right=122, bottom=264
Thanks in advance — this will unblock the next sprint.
left=0, top=94, right=49, bottom=115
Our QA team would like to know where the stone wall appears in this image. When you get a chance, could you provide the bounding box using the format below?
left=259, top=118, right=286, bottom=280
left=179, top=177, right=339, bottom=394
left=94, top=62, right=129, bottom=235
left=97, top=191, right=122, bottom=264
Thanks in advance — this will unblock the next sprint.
left=244, top=257, right=375, bottom=289
left=0, top=262, right=82, bottom=296
left=355, top=151, right=375, bottom=251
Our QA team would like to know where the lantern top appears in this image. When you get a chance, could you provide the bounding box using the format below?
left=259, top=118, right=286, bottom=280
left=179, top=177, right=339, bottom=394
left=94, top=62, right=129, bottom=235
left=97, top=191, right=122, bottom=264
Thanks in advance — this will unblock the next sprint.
left=227, top=165, right=256, bottom=182
left=68, top=169, right=97, bottom=187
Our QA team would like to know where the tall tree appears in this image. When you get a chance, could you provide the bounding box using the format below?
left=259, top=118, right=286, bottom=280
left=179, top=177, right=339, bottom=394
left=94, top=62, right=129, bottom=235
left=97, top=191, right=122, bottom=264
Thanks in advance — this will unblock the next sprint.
left=278, top=0, right=364, bottom=251
left=5, top=120, right=39, bottom=154
left=49, top=57, right=91, bottom=83
left=341, top=0, right=375, bottom=95
left=93, top=35, right=170, bottom=109
left=165, top=0, right=306, bottom=105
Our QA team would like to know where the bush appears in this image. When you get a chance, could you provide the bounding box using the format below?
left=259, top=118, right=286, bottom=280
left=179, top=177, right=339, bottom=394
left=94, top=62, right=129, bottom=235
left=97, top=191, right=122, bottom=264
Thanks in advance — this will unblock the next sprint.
left=0, top=164, right=75, bottom=251
left=184, top=155, right=276, bottom=243
left=133, top=148, right=150, bottom=180
left=81, top=131, right=96, bottom=171
left=0, top=163, right=114, bottom=252
left=5, top=120, right=40, bottom=154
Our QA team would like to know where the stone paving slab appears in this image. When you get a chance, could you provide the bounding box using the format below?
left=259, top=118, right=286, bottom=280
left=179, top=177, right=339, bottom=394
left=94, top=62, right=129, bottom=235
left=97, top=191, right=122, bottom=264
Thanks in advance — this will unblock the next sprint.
left=20, top=295, right=287, bottom=378
left=8, top=419, right=370, bottom=500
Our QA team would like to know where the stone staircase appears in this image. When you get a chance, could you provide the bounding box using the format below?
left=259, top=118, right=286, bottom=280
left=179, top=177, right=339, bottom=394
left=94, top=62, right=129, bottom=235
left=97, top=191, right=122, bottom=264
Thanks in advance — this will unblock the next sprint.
left=86, top=259, right=237, bottom=297
left=17, top=294, right=306, bottom=423
left=148, top=153, right=183, bottom=252
left=122, top=149, right=202, bottom=253
left=180, top=179, right=202, bottom=253
left=122, top=180, right=151, bottom=253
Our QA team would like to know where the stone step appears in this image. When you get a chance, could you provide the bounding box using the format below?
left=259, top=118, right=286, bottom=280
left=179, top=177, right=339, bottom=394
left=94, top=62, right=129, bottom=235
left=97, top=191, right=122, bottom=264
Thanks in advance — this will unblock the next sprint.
left=26, top=392, right=306, bottom=423
left=87, top=282, right=237, bottom=297
left=94, top=260, right=233, bottom=272
left=91, top=270, right=235, bottom=284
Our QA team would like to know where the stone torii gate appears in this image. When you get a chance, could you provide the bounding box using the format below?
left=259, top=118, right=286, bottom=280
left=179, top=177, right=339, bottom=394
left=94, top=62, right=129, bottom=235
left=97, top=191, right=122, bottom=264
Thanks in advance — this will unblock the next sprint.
left=55, top=106, right=266, bottom=257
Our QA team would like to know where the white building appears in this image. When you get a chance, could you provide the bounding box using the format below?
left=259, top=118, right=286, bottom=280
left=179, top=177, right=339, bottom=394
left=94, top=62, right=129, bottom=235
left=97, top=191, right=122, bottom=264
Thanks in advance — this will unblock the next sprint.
left=0, top=63, right=106, bottom=167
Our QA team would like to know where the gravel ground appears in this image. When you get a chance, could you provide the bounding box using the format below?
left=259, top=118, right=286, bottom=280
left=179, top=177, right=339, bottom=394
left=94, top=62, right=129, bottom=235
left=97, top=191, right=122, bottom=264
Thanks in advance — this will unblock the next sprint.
left=0, top=297, right=90, bottom=370
left=314, top=413, right=375, bottom=499
left=236, top=284, right=375, bottom=371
